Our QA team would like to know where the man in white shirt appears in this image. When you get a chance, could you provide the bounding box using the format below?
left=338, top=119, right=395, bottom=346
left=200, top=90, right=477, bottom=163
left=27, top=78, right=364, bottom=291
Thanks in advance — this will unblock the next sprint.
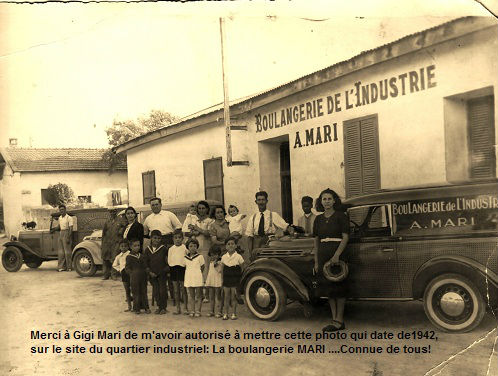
left=52, top=204, right=74, bottom=272
left=143, top=197, right=182, bottom=246
left=245, top=191, right=294, bottom=261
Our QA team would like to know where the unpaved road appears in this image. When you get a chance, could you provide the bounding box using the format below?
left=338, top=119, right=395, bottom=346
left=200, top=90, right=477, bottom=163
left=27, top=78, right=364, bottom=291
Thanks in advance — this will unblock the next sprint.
left=0, top=255, right=496, bottom=376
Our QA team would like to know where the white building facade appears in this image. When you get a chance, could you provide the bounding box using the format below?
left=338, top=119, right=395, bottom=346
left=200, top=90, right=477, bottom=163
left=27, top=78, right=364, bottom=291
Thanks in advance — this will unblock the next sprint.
left=117, top=17, right=497, bottom=226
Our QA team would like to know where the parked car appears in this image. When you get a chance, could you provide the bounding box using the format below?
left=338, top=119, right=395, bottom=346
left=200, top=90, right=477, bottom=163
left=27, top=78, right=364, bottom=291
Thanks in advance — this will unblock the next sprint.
left=71, top=199, right=222, bottom=277
left=241, top=180, right=498, bottom=332
left=1, top=208, right=110, bottom=272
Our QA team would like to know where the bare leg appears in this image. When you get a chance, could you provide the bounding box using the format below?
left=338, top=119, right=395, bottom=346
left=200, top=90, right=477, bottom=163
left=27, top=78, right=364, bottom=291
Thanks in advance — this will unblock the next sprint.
left=195, top=287, right=203, bottom=314
left=223, top=287, right=231, bottom=315
left=335, top=298, right=346, bottom=324
left=231, top=288, right=237, bottom=315
left=215, top=287, right=222, bottom=315
left=208, top=287, right=215, bottom=314
left=328, top=298, right=337, bottom=320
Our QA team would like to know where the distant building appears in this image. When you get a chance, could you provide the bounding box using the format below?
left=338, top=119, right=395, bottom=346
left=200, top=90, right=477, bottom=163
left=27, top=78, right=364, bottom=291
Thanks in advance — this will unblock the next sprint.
left=116, top=17, right=497, bottom=225
left=0, top=148, right=128, bottom=236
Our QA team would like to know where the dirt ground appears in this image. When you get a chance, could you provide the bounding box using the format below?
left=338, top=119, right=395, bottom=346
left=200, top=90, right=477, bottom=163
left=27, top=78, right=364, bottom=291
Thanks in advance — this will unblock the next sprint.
left=0, top=253, right=497, bottom=376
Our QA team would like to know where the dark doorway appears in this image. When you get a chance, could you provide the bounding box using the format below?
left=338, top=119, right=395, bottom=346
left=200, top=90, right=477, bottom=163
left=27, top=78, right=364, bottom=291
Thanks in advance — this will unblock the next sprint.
left=280, top=142, right=293, bottom=224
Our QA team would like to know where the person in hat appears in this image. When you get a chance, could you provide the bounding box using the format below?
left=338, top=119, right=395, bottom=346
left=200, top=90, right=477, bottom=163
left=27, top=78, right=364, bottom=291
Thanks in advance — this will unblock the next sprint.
left=313, top=188, right=350, bottom=333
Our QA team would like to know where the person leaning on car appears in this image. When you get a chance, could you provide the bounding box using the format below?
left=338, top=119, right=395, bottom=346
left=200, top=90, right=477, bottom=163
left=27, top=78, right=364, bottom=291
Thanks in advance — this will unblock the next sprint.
left=51, top=204, right=74, bottom=272
left=245, top=191, right=294, bottom=261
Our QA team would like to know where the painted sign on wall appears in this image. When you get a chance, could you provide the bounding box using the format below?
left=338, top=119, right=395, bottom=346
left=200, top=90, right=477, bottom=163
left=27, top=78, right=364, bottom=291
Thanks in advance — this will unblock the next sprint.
left=253, top=65, right=437, bottom=148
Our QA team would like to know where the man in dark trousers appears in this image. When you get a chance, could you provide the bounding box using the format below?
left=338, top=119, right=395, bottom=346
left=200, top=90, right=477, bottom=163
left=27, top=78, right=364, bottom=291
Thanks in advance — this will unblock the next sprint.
left=101, top=208, right=123, bottom=280
left=144, top=230, right=170, bottom=314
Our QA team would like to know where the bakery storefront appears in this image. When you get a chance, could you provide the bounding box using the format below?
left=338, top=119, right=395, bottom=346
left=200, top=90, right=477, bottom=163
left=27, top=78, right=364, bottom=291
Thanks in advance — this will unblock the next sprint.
left=117, top=17, right=497, bottom=225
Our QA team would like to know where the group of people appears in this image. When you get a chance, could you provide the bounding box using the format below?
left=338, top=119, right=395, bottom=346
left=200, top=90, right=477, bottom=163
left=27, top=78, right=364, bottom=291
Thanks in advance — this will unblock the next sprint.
left=56, top=187, right=350, bottom=332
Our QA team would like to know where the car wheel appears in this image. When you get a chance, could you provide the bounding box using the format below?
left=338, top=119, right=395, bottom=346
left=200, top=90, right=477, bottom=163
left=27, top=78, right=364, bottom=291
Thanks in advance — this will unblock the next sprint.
left=2, top=246, right=24, bottom=272
left=73, top=249, right=97, bottom=277
left=244, top=272, right=286, bottom=321
left=26, top=259, right=43, bottom=269
left=423, top=273, right=485, bottom=333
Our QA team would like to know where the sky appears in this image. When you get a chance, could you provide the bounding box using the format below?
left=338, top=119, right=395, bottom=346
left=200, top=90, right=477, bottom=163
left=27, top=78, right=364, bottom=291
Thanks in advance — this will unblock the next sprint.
left=0, top=0, right=495, bottom=148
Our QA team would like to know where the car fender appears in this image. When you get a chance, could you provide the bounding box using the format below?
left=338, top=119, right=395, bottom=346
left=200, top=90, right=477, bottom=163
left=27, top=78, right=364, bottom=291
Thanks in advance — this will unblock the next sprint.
left=241, top=258, right=310, bottom=302
left=72, top=240, right=102, bottom=265
left=2, top=241, right=44, bottom=260
left=412, top=255, right=498, bottom=301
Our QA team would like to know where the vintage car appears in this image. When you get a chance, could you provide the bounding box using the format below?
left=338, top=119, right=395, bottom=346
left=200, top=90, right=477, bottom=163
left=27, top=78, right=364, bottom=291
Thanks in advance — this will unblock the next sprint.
left=241, top=180, right=498, bottom=332
left=1, top=208, right=111, bottom=272
left=71, top=199, right=222, bottom=277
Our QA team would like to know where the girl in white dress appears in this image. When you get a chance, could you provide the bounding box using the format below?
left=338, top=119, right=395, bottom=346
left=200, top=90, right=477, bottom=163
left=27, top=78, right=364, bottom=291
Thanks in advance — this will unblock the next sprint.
left=184, top=238, right=205, bottom=317
left=205, top=246, right=223, bottom=317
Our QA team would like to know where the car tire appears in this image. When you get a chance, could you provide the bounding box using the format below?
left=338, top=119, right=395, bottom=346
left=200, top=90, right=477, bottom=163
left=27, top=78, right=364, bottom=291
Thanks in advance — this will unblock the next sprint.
left=73, top=249, right=97, bottom=277
left=423, top=273, right=485, bottom=333
left=244, top=272, right=286, bottom=321
left=2, top=246, right=24, bottom=272
left=26, top=259, right=43, bottom=269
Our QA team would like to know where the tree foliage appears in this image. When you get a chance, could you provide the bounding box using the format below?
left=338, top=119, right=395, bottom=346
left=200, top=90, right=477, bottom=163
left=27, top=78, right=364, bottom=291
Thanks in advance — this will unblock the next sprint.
left=105, top=109, right=180, bottom=148
left=103, top=109, right=179, bottom=172
left=46, top=183, right=75, bottom=207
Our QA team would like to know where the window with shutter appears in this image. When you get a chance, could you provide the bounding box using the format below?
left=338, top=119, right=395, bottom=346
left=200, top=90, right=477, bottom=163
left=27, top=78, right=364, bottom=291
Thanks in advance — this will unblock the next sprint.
left=468, top=96, right=496, bottom=179
left=343, top=114, right=381, bottom=198
left=142, top=171, right=156, bottom=204
left=203, top=158, right=224, bottom=204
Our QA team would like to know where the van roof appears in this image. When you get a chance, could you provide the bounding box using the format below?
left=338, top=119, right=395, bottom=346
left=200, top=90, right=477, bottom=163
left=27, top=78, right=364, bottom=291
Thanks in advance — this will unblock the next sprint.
left=343, top=180, right=498, bottom=206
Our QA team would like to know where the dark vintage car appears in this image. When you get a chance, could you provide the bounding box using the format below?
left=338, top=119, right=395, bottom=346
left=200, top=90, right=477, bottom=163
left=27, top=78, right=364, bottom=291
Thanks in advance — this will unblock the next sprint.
left=1, top=208, right=111, bottom=273
left=241, top=180, right=498, bottom=332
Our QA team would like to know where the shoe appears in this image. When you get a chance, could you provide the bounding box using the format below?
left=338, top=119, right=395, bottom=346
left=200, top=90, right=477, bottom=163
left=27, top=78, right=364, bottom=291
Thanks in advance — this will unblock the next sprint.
left=135, top=311, right=140, bottom=315
left=189, top=313, right=194, bottom=318
left=102, top=276, right=109, bottom=280
left=202, top=298, right=209, bottom=303
left=183, top=311, right=190, bottom=316
left=332, top=320, right=345, bottom=330
left=154, top=308, right=161, bottom=314
left=67, top=269, right=72, bottom=272
left=58, top=269, right=64, bottom=272
left=230, top=314, right=237, bottom=320
left=173, top=310, right=180, bottom=315
left=194, top=312, right=201, bottom=317
left=145, top=309, right=151, bottom=314
left=215, top=313, right=222, bottom=318
left=160, top=309, right=167, bottom=315
left=222, top=314, right=229, bottom=320
left=206, top=312, right=214, bottom=317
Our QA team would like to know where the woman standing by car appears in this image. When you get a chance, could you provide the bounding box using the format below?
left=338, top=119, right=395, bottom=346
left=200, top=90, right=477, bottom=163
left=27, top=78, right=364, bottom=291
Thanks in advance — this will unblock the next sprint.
left=313, top=188, right=350, bottom=332
left=123, top=206, right=144, bottom=250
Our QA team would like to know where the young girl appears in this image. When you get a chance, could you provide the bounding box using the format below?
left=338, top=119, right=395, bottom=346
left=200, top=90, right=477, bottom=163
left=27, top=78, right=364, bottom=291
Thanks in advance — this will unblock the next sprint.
left=226, top=205, right=246, bottom=239
left=183, top=238, right=205, bottom=317
left=168, top=229, right=188, bottom=315
left=125, top=238, right=150, bottom=314
left=221, top=236, right=245, bottom=320
left=205, top=246, right=223, bottom=317
left=112, top=239, right=132, bottom=312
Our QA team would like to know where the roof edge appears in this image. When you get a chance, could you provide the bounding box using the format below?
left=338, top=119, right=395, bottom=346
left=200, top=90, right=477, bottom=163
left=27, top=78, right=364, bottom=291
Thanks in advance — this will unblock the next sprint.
left=115, top=16, right=497, bottom=154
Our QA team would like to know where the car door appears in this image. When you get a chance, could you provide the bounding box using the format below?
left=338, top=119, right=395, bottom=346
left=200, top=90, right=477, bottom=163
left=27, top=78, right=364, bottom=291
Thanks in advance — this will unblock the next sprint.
left=347, top=204, right=402, bottom=298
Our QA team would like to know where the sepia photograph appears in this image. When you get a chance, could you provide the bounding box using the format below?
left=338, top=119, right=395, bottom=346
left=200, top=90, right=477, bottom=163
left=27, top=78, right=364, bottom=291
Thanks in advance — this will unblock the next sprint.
left=0, top=0, right=497, bottom=375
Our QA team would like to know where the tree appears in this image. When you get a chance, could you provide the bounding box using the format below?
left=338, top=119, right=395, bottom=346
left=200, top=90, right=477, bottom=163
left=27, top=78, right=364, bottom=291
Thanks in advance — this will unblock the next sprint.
left=45, top=183, right=75, bottom=207
left=103, top=110, right=179, bottom=172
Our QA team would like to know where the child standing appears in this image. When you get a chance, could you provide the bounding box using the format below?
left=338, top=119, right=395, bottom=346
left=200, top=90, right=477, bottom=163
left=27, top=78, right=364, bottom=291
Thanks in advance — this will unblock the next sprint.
left=125, top=238, right=150, bottom=314
left=168, top=229, right=188, bottom=315
left=112, top=239, right=132, bottom=312
left=144, top=230, right=169, bottom=315
left=205, top=247, right=223, bottom=317
left=221, top=237, right=245, bottom=320
left=184, top=238, right=205, bottom=317
left=182, top=204, right=199, bottom=239
left=226, top=205, right=246, bottom=239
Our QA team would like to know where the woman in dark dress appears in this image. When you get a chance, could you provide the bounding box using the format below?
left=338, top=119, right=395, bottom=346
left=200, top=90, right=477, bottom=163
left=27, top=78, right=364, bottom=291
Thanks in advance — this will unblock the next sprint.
left=123, top=207, right=144, bottom=250
left=313, top=188, right=350, bottom=332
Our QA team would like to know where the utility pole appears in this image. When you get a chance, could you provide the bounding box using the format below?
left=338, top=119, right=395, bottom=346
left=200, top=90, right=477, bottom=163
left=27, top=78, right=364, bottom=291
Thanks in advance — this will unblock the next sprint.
left=219, top=17, right=232, bottom=167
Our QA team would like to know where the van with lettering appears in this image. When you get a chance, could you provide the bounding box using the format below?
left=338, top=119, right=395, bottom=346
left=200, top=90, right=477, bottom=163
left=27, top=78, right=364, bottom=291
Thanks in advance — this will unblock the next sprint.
left=241, top=180, right=498, bottom=332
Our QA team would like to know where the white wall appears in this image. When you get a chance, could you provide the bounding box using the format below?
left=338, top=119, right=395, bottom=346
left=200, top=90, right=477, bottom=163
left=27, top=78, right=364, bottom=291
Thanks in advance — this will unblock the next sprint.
left=1, top=169, right=128, bottom=236
left=125, top=26, right=497, bottom=226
